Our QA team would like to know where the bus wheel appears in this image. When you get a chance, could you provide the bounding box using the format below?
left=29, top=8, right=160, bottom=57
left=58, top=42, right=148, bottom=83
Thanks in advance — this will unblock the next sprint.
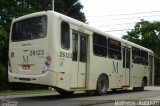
left=140, top=79, right=147, bottom=91
left=96, top=75, right=109, bottom=95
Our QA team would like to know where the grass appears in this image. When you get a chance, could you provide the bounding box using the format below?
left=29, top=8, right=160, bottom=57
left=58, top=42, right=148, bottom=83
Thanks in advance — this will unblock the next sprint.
left=0, top=89, right=55, bottom=95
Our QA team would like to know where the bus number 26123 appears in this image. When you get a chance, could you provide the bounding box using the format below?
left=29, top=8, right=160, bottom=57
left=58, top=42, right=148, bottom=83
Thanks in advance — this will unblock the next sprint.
left=30, top=50, right=44, bottom=56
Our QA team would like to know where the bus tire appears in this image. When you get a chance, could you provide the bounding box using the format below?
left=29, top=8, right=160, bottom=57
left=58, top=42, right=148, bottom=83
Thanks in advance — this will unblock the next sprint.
left=140, top=78, right=147, bottom=91
left=96, top=75, right=109, bottom=95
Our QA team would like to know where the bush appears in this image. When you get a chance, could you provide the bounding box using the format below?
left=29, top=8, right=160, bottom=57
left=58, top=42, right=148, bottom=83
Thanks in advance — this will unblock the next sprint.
left=0, top=63, right=8, bottom=90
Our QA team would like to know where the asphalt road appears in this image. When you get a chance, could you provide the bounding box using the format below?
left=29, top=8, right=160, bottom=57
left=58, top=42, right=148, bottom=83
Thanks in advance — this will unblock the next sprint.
left=1, top=86, right=160, bottom=106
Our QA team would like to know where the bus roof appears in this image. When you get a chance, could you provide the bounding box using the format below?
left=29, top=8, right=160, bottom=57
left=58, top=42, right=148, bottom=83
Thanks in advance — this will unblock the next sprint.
left=13, top=11, right=154, bottom=54
left=52, top=11, right=153, bottom=54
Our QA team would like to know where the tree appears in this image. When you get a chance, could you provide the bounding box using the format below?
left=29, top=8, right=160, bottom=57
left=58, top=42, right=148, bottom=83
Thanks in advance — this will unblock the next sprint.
left=0, top=0, right=86, bottom=28
left=122, top=20, right=160, bottom=57
left=0, top=26, right=9, bottom=90
left=0, top=26, right=9, bottom=65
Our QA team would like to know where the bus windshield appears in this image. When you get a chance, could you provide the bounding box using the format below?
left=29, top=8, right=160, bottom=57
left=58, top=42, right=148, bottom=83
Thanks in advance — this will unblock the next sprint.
left=11, top=15, right=47, bottom=42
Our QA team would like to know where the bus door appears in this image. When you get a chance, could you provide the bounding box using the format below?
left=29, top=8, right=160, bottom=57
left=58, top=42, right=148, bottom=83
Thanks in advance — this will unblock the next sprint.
left=122, top=47, right=131, bottom=86
left=71, top=32, right=87, bottom=88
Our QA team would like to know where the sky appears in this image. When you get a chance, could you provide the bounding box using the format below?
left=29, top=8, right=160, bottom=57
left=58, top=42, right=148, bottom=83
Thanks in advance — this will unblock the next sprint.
left=80, top=0, right=160, bottom=38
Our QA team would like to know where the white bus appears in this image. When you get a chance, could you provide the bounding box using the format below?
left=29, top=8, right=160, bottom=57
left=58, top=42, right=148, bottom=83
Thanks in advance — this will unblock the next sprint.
left=8, top=11, right=154, bottom=95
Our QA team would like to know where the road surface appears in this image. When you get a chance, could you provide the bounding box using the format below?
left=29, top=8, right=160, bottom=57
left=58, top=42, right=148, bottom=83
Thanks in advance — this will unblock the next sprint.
left=0, top=86, right=160, bottom=106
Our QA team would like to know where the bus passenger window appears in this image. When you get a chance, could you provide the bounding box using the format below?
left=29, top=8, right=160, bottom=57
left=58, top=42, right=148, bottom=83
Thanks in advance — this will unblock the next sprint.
left=93, top=33, right=107, bottom=57
left=126, top=48, right=130, bottom=68
left=80, top=35, right=87, bottom=62
left=72, top=33, right=78, bottom=61
left=132, top=47, right=141, bottom=64
left=141, top=50, right=148, bottom=66
left=108, top=38, right=121, bottom=60
left=61, top=21, right=70, bottom=49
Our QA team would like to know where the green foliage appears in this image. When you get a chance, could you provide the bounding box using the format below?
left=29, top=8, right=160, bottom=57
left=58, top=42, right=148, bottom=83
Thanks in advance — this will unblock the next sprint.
left=0, top=26, right=9, bottom=65
left=0, top=62, right=8, bottom=90
left=122, top=20, right=160, bottom=57
left=0, top=63, right=6, bottom=80
left=0, top=0, right=86, bottom=26
left=0, top=26, right=9, bottom=90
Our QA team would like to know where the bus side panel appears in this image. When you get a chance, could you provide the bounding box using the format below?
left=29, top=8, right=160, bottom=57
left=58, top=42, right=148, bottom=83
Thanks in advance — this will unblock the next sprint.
left=130, top=64, right=144, bottom=87
left=56, top=19, right=72, bottom=90
left=47, top=12, right=59, bottom=87
left=89, top=56, right=124, bottom=90
left=87, top=35, right=124, bottom=90
left=89, top=56, right=107, bottom=90
left=57, top=49, right=72, bottom=90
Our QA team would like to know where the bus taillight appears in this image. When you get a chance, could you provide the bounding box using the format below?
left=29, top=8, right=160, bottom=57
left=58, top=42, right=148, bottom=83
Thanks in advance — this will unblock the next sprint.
left=42, top=56, right=51, bottom=74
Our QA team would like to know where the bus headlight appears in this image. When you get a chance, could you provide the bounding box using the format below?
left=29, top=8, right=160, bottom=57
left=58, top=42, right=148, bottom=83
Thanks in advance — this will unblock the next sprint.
left=42, top=56, right=51, bottom=74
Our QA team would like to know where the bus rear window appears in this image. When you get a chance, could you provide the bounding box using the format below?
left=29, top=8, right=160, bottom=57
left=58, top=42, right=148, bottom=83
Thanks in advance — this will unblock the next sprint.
left=11, top=16, right=47, bottom=42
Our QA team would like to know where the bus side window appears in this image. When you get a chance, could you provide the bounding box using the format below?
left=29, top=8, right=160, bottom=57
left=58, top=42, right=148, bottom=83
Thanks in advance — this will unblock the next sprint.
left=61, top=21, right=70, bottom=49
left=132, top=47, right=141, bottom=64
left=141, top=50, right=148, bottom=66
left=108, top=38, right=121, bottom=60
left=72, top=33, right=78, bottom=61
left=93, top=33, right=107, bottom=57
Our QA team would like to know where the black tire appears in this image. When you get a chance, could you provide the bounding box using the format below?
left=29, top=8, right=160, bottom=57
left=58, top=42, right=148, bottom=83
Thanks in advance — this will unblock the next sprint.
left=96, top=75, right=109, bottom=95
left=140, top=79, right=146, bottom=91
